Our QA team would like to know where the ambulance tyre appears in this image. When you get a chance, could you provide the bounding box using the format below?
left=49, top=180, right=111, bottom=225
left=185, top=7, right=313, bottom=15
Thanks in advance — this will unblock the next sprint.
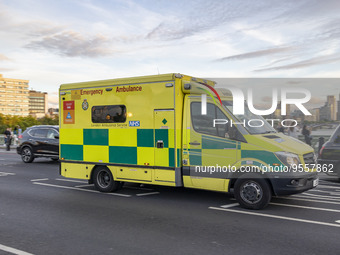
left=93, top=166, right=121, bottom=192
left=234, top=176, right=272, bottom=210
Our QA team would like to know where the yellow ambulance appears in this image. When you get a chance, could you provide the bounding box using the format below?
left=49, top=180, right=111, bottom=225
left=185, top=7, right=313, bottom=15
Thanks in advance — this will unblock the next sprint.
left=59, top=73, right=318, bottom=209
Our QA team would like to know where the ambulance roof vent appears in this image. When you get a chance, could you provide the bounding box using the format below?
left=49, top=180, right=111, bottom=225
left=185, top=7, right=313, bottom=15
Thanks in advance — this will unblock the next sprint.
left=174, top=73, right=183, bottom=78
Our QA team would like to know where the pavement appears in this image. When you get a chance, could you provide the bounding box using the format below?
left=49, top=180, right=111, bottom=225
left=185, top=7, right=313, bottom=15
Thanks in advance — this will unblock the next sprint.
left=0, top=151, right=339, bottom=255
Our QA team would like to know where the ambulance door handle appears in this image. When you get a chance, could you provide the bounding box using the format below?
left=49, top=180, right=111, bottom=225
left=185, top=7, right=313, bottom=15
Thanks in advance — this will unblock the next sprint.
left=189, top=142, right=201, bottom=146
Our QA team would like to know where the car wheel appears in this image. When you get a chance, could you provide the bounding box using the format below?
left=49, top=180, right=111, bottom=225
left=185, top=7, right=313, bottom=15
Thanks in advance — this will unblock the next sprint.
left=234, top=176, right=272, bottom=210
left=93, top=166, right=121, bottom=192
left=21, top=147, right=34, bottom=163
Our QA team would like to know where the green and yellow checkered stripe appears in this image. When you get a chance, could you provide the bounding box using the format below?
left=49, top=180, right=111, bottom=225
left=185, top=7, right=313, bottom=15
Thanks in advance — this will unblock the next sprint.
left=60, top=128, right=178, bottom=168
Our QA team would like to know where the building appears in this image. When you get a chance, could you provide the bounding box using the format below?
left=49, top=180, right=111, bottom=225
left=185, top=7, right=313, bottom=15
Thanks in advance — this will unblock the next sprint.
left=304, top=108, right=320, bottom=122
left=0, top=74, right=29, bottom=116
left=318, top=95, right=338, bottom=121
left=47, top=108, right=59, bottom=118
left=29, top=90, right=48, bottom=118
left=319, top=104, right=331, bottom=121
left=327, top=95, right=337, bottom=121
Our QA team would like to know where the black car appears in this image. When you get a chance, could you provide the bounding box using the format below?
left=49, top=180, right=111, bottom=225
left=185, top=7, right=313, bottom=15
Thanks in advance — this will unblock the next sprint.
left=318, top=124, right=340, bottom=180
left=16, top=125, right=59, bottom=163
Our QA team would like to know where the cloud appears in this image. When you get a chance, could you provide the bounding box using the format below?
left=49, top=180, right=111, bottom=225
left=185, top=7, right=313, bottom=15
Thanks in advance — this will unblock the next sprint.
left=25, top=31, right=114, bottom=58
left=48, top=92, right=58, bottom=108
left=254, top=54, right=340, bottom=72
left=217, top=46, right=296, bottom=61
left=0, top=67, right=15, bottom=72
left=0, top=54, right=10, bottom=61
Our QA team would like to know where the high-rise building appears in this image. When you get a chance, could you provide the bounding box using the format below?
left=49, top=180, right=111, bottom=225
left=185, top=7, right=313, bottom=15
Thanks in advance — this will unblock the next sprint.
left=29, top=90, right=48, bottom=118
left=319, top=104, right=331, bottom=121
left=0, top=74, right=29, bottom=116
left=327, top=95, right=337, bottom=121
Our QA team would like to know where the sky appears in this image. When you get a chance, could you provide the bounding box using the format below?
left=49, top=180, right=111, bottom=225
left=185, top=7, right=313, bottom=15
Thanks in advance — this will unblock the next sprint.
left=0, top=0, right=340, bottom=108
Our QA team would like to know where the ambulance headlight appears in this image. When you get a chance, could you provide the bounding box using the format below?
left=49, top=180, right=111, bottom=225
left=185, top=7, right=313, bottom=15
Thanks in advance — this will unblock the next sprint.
left=275, top=152, right=301, bottom=167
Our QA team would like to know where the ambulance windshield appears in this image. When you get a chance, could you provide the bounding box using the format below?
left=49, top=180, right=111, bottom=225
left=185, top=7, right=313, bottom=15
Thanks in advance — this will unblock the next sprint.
left=223, top=101, right=276, bottom=135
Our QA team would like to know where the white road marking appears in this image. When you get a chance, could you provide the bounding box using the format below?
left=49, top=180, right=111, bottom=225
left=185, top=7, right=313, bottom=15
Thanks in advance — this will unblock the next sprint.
left=0, top=171, right=15, bottom=176
left=74, top=184, right=94, bottom=188
left=30, top=178, right=48, bottom=182
left=317, top=185, right=340, bottom=189
left=220, top=203, right=239, bottom=209
left=300, top=193, right=340, bottom=200
left=0, top=244, right=34, bottom=255
left=309, top=189, right=340, bottom=196
left=270, top=202, right=340, bottom=213
left=319, top=181, right=340, bottom=187
left=136, top=192, right=160, bottom=197
left=278, top=196, right=340, bottom=205
left=209, top=207, right=340, bottom=228
left=33, top=182, right=131, bottom=197
left=292, top=194, right=340, bottom=202
left=335, top=220, right=340, bottom=224
left=55, top=178, right=87, bottom=184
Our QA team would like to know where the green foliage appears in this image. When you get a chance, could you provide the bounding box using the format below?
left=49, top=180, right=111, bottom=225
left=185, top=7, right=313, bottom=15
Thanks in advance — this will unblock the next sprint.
left=0, top=114, right=58, bottom=133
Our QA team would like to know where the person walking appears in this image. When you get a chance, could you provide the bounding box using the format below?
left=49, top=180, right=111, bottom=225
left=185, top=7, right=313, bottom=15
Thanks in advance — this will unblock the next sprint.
left=302, top=125, right=312, bottom=146
left=4, top=127, right=12, bottom=151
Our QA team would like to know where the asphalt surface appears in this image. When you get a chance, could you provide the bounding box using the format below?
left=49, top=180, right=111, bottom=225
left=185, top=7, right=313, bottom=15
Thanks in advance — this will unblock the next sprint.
left=0, top=149, right=340, bottom=255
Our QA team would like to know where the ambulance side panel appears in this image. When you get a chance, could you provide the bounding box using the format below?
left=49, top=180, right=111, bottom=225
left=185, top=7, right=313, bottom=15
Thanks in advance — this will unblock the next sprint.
left=59, top=77, right=183, bottom=186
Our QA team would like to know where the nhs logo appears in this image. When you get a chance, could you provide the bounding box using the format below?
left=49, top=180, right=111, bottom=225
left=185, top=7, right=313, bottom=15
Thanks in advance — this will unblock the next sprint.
left=129, top=121, right=140, bottom=127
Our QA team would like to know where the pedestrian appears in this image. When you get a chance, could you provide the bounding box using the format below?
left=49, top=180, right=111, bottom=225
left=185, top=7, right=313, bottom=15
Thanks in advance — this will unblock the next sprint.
left=4, top=127, right=12, bottom=151
left=302, top=125, right=312, bottom=146
left=18, top=125, right=22, bottom=139
left=277, top=123, right=284, bottom=133
left=288, top=126, right=299, bottom=139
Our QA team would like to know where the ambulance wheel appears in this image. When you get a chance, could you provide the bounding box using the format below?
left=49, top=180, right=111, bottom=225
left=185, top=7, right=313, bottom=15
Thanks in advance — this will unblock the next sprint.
left=93, top=167, right=121, bottom=192
left=234, top=176, right=271, bottom=210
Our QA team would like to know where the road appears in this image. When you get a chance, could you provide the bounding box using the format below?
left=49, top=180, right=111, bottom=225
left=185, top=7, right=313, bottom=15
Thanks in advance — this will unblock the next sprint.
left=0, top=150, right=339, bottom=255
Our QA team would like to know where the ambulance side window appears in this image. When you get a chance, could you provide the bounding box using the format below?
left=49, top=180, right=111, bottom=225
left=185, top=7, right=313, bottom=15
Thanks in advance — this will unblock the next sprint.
left=92, top=105, right=126, bottom=123
left=191, top=102, right=229, bottom=138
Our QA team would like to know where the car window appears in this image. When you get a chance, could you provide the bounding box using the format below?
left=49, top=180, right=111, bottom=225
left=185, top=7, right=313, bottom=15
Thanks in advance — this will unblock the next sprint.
left=47, top=129, right=59, bottom=139
left=34, top=129, right=48, bottom=138
left=28, top=129, right=36, bottom=137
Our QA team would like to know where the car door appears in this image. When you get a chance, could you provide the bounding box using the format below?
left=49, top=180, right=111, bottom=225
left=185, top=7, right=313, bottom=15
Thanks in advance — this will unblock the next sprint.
left=31, top=128, right=49, bottom=154
left=45, top=128, right=59, bottom=156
